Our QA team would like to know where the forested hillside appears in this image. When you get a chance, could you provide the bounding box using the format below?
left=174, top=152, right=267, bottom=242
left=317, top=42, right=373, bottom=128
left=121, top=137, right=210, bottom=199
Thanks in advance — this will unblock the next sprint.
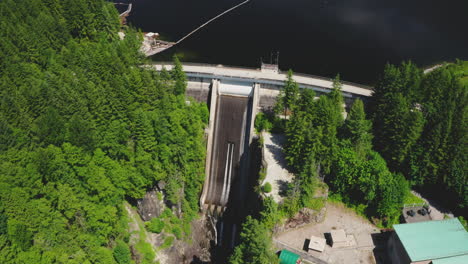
left=251, top=63, right=466, bottom=234
left=370, top=61, right=467, bottom=214
left=276, top=73, right=408, bottom=225
left=232, top=62, right=466, bottom=263
left=0, top=0, right=207, bottom=263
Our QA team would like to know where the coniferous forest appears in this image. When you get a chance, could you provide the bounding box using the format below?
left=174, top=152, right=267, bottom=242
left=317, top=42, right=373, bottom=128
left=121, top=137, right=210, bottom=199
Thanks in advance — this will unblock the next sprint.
left=0, top=0, right=208, bottom=263
left=236, top=64, right=467, bottom=264
left=259, top=63, right=467, bottom=224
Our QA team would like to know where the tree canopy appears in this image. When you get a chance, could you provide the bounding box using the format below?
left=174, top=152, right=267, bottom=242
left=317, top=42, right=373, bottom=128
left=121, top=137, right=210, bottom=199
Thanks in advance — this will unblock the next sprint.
left=0, top=0, right=208, bottom=263
left=371, top=61, right=467, bottom=213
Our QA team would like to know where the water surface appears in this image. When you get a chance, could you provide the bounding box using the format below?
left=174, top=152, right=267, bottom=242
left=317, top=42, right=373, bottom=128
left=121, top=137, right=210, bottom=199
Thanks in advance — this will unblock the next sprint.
left=126, top=0, right=468, bottom=84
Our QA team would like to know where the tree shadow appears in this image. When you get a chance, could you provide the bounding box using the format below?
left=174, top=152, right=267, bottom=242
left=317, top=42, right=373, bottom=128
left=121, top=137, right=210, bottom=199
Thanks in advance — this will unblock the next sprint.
left=371, top=232, right=391, bottom=264
left=190, top=255, right=210, bottom=264
left=276, top=179, right=290, bottom=197
left=268, top=133, right=286, bottom=146
left=265, top=143, right=286, bottom=166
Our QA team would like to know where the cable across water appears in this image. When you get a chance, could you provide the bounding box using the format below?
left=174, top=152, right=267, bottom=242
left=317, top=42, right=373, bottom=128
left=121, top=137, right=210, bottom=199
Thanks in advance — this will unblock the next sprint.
left=176, top=0, right=250, bottom=44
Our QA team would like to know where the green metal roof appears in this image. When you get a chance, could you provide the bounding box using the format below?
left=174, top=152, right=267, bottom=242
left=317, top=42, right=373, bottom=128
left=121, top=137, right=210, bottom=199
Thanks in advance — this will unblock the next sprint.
left=394, top=218, right=468, bottom=262
left=279, top=250, right=300, bottom=264
left=431, top=254, right=468, bottom=264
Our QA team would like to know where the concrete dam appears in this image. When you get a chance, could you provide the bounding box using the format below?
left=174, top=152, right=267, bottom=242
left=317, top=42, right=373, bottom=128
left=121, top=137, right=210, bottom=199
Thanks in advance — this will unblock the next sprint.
left=152, top=63, right=372, bottom=215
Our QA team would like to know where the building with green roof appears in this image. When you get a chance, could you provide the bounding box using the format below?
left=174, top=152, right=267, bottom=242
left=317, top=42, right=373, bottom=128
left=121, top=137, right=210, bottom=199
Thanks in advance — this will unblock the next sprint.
left=279, top=249, right=301, bottom=264
left=387, top=218, right=468, bottom=264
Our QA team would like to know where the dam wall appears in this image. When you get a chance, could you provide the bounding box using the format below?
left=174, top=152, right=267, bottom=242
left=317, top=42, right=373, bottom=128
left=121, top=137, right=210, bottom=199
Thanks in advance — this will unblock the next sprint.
left=155, top=63, right=372, bottom=110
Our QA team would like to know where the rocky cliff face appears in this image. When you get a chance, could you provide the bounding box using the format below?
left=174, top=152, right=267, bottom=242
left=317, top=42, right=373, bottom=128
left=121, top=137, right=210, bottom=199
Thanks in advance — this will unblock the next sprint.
left=137, top=189, right=165, bottom=221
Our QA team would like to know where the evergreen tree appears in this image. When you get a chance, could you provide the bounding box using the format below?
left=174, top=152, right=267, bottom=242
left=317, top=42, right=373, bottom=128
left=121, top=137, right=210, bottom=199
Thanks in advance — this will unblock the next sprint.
left=371, top=63, right=424, bottom=171
left=229, top=216, right=278, bottom=264
left=171, top=55, right=187, bottom=96
left=275, top=70, right=299, bottom=117
left=342, top=99, right=373, bottom=158
left=329, top=74, right=345, bottom=127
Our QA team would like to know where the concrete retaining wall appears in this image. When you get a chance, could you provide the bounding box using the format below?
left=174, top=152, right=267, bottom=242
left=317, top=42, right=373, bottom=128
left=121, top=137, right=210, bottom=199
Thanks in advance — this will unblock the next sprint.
left=200, top=79, right=219, bottom=211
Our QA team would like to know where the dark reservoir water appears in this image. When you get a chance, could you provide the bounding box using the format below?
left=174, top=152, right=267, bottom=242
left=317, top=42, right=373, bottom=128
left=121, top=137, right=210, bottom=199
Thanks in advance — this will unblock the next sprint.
left=124, top=0, right=468, bottom=84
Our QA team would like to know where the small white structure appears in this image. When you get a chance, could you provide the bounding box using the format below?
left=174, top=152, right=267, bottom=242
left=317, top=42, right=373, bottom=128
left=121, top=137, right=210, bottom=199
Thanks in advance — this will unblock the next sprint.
left=145, top=32, right=159, bottom=38
left=330, top=229, right=349, bottom=248
left=309, top=236, right=326, bottom=252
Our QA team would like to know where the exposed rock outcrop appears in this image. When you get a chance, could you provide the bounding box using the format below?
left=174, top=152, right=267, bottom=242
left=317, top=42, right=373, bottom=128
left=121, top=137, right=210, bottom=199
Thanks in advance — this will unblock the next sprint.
left=137, top=189, right=165, bottom=221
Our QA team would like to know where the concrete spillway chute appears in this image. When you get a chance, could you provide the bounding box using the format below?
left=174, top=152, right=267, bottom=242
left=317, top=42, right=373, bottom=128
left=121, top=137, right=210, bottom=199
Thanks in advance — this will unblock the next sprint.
left=200, top=80, right=257, bottom=216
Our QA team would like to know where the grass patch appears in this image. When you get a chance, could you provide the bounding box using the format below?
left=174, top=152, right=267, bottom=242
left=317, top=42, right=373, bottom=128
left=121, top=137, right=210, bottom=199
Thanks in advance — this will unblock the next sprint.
left=304, top=197, right=326, bottom=211
left=328, top=194, right=369, bottom=221
left=403, top=192, right=425, bottom=205
left=135, top=240, right=156, bottom=264
left=146, top=207, right=192, bottom=241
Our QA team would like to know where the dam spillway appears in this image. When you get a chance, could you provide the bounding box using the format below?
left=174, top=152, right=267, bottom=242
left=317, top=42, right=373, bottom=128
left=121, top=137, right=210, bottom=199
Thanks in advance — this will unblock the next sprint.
left=151, top=63, right=372, bottom=215
left=205, top=95, right=249, bottom=207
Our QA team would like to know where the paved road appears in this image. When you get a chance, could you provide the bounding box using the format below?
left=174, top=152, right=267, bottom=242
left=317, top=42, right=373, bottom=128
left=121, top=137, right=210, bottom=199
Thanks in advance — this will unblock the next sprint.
left=152, top=63, right=372, bottom=97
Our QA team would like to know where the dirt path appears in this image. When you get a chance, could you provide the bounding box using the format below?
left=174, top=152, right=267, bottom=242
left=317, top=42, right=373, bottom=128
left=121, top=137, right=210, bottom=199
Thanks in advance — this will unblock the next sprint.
left=262, top=132, right=294, bottom=202
left=124, top=203, right=167, bottom=264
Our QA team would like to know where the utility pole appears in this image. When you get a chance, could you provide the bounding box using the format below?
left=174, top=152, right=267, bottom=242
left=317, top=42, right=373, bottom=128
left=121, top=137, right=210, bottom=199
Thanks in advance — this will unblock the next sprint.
left=276, top=51, right=280, bottom=66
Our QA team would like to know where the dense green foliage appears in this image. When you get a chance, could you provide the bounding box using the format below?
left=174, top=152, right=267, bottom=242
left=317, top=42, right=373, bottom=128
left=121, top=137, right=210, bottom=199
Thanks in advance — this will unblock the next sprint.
left=275, top=70, right=300, bottom=118
left=146, top=218, right=165, bottom=234
left=254, top=112, right=273, bottom=132
left=113, top=240, right=131, bottom=264
left=229, top=199, right=279, bottom=264
left=0, top=0, right=207, bottom=263
left=231, top=61, right=466, bottom=263
left=278, top=73, right=410, bottom=224
left=371, top=61, right=467, bottom=213
left=146, top=208, right=186, bottom=240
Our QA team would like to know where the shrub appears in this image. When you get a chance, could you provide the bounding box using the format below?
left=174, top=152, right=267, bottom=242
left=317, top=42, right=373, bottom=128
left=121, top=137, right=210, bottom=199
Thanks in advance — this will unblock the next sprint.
left=113, top=240, right=131, bottom=264
left=263, top=182, right=272, bottom=193
left=146, top=218, right=165, bottom=233
left=259, top=167, right=267, bottom=182
left=171, top=226, right=182, bottom=239
left=161, top=236, right=174, bottom=249
left=255, top=112, right=273, bottom=132
left=304, top=198, right=326, bottom=211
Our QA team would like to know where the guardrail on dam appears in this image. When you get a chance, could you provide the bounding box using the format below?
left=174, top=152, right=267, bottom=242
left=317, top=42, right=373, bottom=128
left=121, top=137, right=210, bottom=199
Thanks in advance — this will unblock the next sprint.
left=151, top=63, right=372, bottom=215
